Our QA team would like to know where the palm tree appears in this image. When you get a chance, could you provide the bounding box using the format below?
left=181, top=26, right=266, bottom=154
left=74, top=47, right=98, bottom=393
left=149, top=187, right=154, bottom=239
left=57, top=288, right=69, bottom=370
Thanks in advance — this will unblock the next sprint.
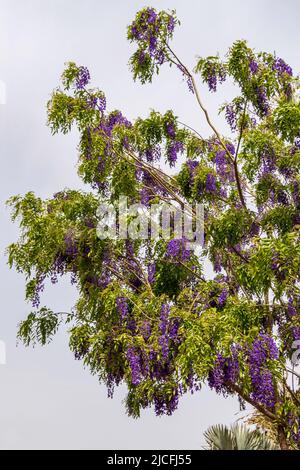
left=203, top=424, right=278, bottom=450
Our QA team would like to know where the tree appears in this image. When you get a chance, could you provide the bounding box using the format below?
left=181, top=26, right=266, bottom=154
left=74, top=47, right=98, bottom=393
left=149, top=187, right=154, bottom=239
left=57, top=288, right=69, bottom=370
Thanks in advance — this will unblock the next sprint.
left=203, top=423, right=278, bottom=450
left=7, top=7, right=300, bottom=449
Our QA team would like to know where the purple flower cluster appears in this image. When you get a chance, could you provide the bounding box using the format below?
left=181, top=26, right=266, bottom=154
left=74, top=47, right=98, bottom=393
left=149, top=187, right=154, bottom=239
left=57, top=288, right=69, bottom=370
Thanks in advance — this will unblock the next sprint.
left=87, top=94, right=106, bottom=112
left=140, top=320, right=152, bottom=341
left=144, top=146, right=161, bottom=162
left=213, top=253, right=222, bottom=273
left=167, top=140, right=184, bottom=166
left=159, top=303, right=170, bottom=335
left=186, top=159, right=199, bottom=188
left=255, top=85, right=269, bottom=116
left=290, top=137, right=300, bottom=156
left=154, top=388, right=179, bottom=416
left=107, top=370, right=124, bottom=399
left=261, top=151, right=276, bottom=177
left=158, top=304, right=181, bottom=361
left=225, top=105, right=237, bottom=131
left=126, top=346, right=143, bottom=385
left=167, top=15, right=175, bottom=33
left=214, top=148, right=234, bottom=183
left=116, top=296, right=129, bottom=320
left=186, top=370, right=201, bottom=394
left=208, top=346, right=240, bottom=395
left=218, top=288, right=228, bottom=307
left=288, top=413, right=300, bottom=442
left=50, top=252, right=69, bottom=284
left=106, top=111, right=132, bottom=133
left=288, top=296, right=298, bottom=317
left=148, top=263, right=156, bottom=284
left=249, top=59, right=259, bottom=75
left=75, top=66, right=90, bottom=90
left=271, top=250, right=281, bottom=272
left=248, top=333, right=278, bottom=409
left=273, top=58, right=293, bottom=77
left=206, top=173, right=217, bottom=193
left=32, top=273, right=46, bottom=308
left=159, top=334, right=169, bottom=360
left=165, top=121, right=176, bottom=139
left=167, top=238, right=191, bottom=262
left=206, top=63, right=226, bottom=92
left=129, top=8, right=176, bottom=69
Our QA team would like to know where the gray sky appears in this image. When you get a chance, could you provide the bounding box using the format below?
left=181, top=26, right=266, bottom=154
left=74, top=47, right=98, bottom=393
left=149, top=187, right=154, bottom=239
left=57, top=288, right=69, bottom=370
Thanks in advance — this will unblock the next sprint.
left=1, top=0, right=300, bottom=450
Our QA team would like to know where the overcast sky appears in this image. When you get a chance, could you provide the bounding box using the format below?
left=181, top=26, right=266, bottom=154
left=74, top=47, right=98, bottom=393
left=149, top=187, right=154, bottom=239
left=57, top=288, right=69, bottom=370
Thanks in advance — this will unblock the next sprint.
left=1, top=0, right=300, bottom=450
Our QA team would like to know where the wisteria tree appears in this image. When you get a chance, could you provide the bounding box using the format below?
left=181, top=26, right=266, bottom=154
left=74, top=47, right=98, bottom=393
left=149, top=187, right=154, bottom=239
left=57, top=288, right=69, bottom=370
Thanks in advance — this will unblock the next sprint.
left=7, top=7, right=300, bottom=449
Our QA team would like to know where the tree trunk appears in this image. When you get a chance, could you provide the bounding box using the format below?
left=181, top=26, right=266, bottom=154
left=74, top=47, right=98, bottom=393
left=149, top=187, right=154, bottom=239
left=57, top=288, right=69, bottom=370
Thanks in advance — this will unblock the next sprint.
left=278, top=425, right=289, bottom=450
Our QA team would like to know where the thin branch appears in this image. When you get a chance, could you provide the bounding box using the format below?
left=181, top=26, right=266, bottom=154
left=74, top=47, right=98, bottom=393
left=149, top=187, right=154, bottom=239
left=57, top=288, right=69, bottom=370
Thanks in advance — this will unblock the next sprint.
left=228, top=382, right=278, bottom=421
left=166, top=43, right=247, bottom=209
left=177, top=120, right=205, bottom=141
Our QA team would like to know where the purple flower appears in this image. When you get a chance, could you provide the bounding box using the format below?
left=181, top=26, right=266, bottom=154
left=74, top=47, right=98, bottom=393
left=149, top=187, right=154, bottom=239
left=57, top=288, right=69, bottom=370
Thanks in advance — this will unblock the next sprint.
left=167, top=16, right=175, bottom=33
left=288, top=413, right=300, bottom=442
left=176, top=64, right=194, bottom=93
left=186, top=159, right=199, bottom=184
left=249, top=59, right=258, bottom=74
left=32, top=274, right=46, bottom=308
left=165, top=122, right=176, bottom=139
left=249, top=222, right=260, bottom=237
left=290, top=137, right=300, bottom=155
left=140, top=321, right=151, bottom=341
left=98, top=95, right=106, bottom=112
left=107, top=111, right=131, bottom=132
left=159, top=303, right=170, bottom=335
left=248, top=333, right=278, bottom=409
left=155, top=49, right=165, bottom=65
left=149, top=36, right=157, bottom=56
left=126, top=347, right=142, bottom=385
left=116, top=297, right=129, bottom=320
left=218, top=288, right=228, bottom=307
left=261, top=151, right=276, bottom=176
left=206, top=173, right=217, bottom=193
left=138, top=50, right=146, bottom=65
left=225, top=105, right=236, bottom=131
left=167, top=140, right=184, bottom=166
left=148, top=263, right=156, bottom=284
left=154, top=388, right=179, bottom=416
left=146, top=8, right=157, bottom=24
left=288, top=297, right=297, bottom=316
left=273, top=58, right=293, bottom=77
left=167, top=238, right=191, bottom=262
left=168, top=318, right=180, bottom=342
left=207, top=63, right=226, bottom=92
left=159, top=334, right=169, bottom=360
left=255, top=86, right=269, bottom=116
left=75, top=66, right=90, bottom=90
left=208, top=346, right=240, bottom=395
left=226, top=143, right=235, bottom=155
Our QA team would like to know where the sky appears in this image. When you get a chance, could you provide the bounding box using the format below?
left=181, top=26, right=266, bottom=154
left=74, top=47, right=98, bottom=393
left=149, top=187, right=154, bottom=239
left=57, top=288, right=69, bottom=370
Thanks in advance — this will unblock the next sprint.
left=1, top=0, right=300, bottom=450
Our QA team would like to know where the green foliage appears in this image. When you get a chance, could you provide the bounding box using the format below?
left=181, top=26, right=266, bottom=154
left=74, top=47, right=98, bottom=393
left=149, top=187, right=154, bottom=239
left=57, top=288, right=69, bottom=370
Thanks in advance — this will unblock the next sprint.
left=18, top=308, right=67, bottom=346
